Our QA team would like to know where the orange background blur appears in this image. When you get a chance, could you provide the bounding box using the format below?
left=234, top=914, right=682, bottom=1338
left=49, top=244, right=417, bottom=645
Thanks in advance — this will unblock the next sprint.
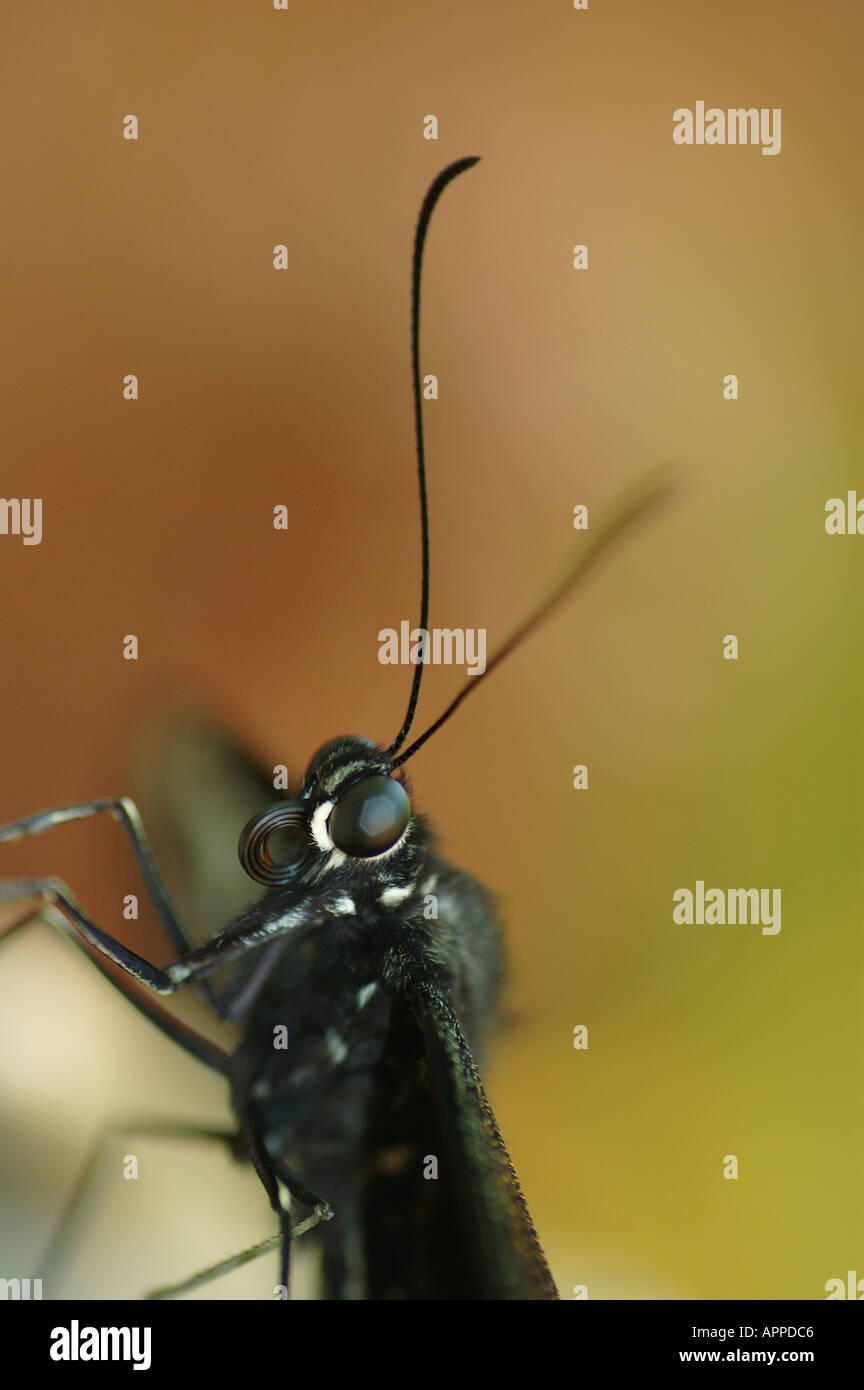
left=0, top=1, right=861, bottom=1299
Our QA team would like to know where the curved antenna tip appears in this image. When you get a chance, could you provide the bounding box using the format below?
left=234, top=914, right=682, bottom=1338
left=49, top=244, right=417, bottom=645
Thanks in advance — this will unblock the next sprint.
left=386, top=155, right=484, bottom=758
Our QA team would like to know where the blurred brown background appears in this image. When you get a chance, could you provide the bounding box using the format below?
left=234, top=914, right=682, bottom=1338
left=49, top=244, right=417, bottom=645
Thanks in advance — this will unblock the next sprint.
left=0, top=1, right=861, bottom=1298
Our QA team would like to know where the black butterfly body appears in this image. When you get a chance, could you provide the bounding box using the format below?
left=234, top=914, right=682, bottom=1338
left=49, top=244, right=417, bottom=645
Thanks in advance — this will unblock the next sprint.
left=221, top=735, right=555, bottom=1299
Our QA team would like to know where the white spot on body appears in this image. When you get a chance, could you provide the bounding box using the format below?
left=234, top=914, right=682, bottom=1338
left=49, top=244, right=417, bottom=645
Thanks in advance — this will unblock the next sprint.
left=356, top=982, right=378, bottom=1009
left=380, top=883, right=412, bottom=906
left=329, top=896, right=355, bottom=915
left=324, top=1029, right=348, bottom=1065
left=269, top=908, right=304, bottom=932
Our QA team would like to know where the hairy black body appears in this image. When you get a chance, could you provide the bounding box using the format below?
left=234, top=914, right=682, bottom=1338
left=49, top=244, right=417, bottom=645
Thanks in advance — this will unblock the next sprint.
left=227, top=867, right=496, bottom=1297
left=0, top=729, right=558, bottom=1300
left=217, top=736, right=555, bottom=1299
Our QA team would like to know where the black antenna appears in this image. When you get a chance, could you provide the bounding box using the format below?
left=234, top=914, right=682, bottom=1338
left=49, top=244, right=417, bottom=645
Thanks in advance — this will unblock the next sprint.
left=386, top=156, right=481, bottom=758
left=389, top=469, right=674, bottom=771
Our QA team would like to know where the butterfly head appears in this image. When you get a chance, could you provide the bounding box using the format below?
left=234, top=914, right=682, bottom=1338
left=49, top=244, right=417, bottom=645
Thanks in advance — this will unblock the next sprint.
left=237, top=736, right=414, bottom=887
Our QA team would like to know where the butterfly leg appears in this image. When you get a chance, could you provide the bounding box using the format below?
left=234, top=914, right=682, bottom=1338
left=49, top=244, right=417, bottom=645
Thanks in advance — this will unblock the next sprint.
left=240, top=1119, right=333, bottom=1299
left=0, top=797, right=218, bottom=1006
left=146, top=1124, right=332, bottom=1300
left=0, top=874, right=213, bottom=992
left=268, top=1156, right=335, bottom=1297
left=0, top=842, right=313, bottom=996
left=145, top=1206, right=327, bottom=1301
left=31, top=1117, right=237, bottom=1298
left=0, top=799, right=195, bottom=951
left=0, top=867, right=287, bottom=998
left=0, top=904, right=230, bottom=1073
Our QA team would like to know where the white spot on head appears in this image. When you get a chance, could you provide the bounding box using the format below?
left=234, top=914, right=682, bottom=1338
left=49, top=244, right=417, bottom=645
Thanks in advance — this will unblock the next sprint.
left=380, top=884, right=412, bottom=906
left=356, top=982, right=378, bottom=1009
left=328, top=896, right=355, bottom=916
left=324, top=1029, right=348, bottom=1065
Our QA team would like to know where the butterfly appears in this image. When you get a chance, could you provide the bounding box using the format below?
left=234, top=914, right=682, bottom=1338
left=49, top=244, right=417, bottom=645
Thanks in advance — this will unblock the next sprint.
left=0, top=157, right=668, bottom=1300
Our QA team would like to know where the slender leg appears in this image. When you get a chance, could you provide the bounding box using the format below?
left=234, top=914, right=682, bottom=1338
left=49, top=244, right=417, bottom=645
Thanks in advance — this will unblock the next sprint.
left=0, top=798, right=218, bottom=1006
left=0, top=800, right=193, bottom=955
left=146, top=1208, right=327, bottom=1301
left=240, top=1118, right=333, bottom=1299
left=33, top=1119, right=238, bottom=1299
left=0, top=877, right=255, bottom=992
left=0, top=875, right=307, bottom=993
left=147, top=1123, right=333, bottom=1300
left=1, top=905, right=231, bottom=1074
left=0, top=876, right=195, bottom=991
left=241, top=1121, right=292, bottom=1295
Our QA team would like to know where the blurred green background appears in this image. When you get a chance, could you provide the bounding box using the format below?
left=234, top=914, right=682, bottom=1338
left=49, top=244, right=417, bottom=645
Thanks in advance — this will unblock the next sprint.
left=0, top=1, right=861, bottom=1299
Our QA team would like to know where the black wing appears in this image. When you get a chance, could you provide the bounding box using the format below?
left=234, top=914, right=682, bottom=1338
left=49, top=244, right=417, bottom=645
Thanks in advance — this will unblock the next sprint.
left=341, top=934, right=558, bottom=1301
left=399, top=968, right=558, bottom=1299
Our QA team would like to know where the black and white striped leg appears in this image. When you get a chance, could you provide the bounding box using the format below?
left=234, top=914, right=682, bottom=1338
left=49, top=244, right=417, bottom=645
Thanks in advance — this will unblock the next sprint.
left=0, top=875, right=270, bottom=994
left=0, top=797, right=217, bottom=1006
left=0, top=874, right=304, bottom=995
left=1, top=905, right=231, bottom=1074
left=0, top=876, right=199, bottom=992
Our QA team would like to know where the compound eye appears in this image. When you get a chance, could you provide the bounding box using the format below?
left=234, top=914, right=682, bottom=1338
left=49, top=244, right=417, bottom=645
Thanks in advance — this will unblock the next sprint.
left=238, top=802, right=310, bottom=885
left=329, top=776, right=410, bottom=858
